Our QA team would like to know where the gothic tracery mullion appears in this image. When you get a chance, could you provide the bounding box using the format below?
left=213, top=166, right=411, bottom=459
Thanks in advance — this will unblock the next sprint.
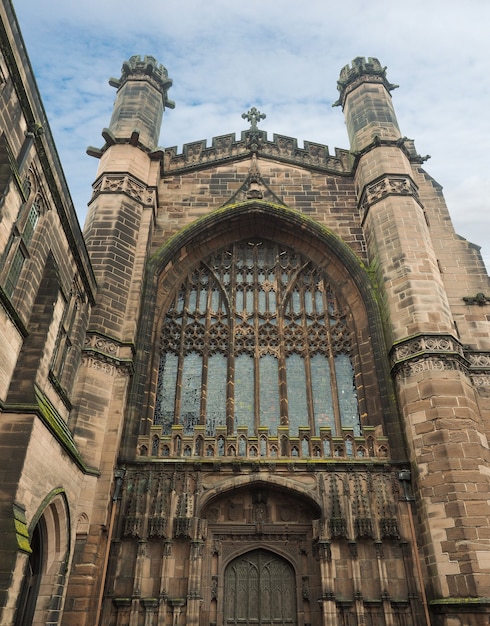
left=325, top=287, right=343, bottom=436
left=300, top=269, right=316, bottom=433
left=174, top=281, right=192, bottom=426
left=276, top=244, right=289, bottom=427
left=252, top=243, right=261, bottom=431
left=199, top=271, right=212, bottom=428
left=226, top=246, right=237, bottom=434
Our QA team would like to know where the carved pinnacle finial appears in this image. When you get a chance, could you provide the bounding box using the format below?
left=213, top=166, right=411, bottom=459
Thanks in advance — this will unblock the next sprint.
left=242, top=107, right=266, bottom=131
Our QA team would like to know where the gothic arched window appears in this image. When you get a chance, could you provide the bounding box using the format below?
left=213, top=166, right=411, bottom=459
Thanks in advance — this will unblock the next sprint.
left=154, top=239, right=360, bottom=437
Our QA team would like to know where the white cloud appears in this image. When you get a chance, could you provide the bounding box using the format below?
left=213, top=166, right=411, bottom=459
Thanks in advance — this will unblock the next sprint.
left=12, top=0, right=490, bottom=270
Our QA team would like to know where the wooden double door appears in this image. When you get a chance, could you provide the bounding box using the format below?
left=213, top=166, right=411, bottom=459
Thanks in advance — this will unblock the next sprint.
left=224, top=549, right=297, bottom=626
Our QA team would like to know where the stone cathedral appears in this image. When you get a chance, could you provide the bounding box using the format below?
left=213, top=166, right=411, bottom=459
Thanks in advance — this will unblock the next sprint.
left=1, top=4, right=490, bottom=626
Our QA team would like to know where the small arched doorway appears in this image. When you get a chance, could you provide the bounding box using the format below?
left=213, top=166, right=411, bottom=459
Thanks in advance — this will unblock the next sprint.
left=224, top=549, right=296, bottom=626
left=14, top=518, right=45, bottom=626
left=14, top=491, right=70, bottom=626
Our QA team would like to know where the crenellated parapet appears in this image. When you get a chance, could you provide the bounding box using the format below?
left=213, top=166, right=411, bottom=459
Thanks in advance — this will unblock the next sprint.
left=164, top=131, right=351, bottom=174
left=109, top=55, right=174, bottom=105
left=334, top=56, right=399, bottom=109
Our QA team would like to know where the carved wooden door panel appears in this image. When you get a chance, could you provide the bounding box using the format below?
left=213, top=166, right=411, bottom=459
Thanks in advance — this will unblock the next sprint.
left=224, top=549, right=296, bottom=626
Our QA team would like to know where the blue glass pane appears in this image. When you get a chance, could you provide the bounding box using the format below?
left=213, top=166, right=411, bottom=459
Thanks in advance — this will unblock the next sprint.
left=236, top=289, right=244, bottom=312
left=235, top=354, right=254, bottom=433
left=188, top=289, right=197, bottom=311
left=291, top=290, right=301, bottom=314
left=239, top=436, right=247, bottom=456
left=286, top=354, right=308, bottom=435
left=154, top=353, right=178, bottom=434
left=304, top=290, right=313, bottom=314
left=269, top=290, right=276, bottom=313
left=210, top=289, right=219, bottom=312
left=180, top=352, right=202, bottom=434
left=335, top=354, right=361, bottom=435
left=311, top=353, right=335, bottom=435
left=258, top=289, right=266, bottom=313
left=315, top=289, right=323, bottom=312
left=244, top=288, right=253, bottom=312
left=218, top=437, right=225, bottom=456
left=259, top=355, right=280, bottom=433
left=198, top=288, right=207, bottom=311
left=260, top=437, right=267, bottom=456
left=206, top=353, right=227, bottom=435
left=302, top=438, right=309, bottom=457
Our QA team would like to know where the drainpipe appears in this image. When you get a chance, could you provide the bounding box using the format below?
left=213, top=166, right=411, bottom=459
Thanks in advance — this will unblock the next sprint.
left=96, top=468, right=126, bottom=625
left=398, top=470, right=431, bottom=626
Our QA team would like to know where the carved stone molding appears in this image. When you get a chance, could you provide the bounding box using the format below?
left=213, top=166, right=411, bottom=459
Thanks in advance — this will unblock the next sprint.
left=359, top=174, right=420, bottom=222
left=467, top=352, right=490, bottom=369
left=82, top=334, right=134, bottom=376
left=396, top=356, right=466, bottom=379
left=91, top=173, right=155, bottom=206
left=217, top=533, right=308, bottom=560
left=467, top=352, right=490, bottom=389
left=391, top=334, right=468, bottom=380
left=393, top=338, right=490, bottom=385
left=472, top=374, right=490, bottom=387
left=84, top=333, right=120, bottom=356
left=390, top=334, right=463, bottom=369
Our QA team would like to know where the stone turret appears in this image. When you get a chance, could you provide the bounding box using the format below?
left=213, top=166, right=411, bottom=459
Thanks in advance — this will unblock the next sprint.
left=335, top=56, right=400, bottom=152
left=106, top=54, right=174, bottom=151
left=337, top=56, right=453, bottom=343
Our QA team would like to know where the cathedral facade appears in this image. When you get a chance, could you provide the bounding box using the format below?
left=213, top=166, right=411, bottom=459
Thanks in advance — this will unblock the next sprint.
left=1, top=2, right=490, bottom=625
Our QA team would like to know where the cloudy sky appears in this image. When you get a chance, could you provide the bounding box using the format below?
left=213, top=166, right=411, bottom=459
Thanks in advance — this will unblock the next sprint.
left=12, top=0, right=490, bottom=270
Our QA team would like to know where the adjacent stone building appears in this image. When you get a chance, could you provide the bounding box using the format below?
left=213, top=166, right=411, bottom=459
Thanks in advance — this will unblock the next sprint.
left=1, top=2, right=490, bottom=625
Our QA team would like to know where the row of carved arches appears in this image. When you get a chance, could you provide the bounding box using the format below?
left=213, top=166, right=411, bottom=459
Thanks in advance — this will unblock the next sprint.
left=143, top=431, right=389, bottom=459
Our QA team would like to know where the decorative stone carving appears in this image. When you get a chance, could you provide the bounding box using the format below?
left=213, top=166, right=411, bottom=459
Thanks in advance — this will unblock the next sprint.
left=391, top=334, right=469, bottom=379
left=391, top=334, right=463, bottom=366
left=463, top=292, right=490, bottom=305
left=82, top=332, right=134, bottom=375
left=359, top=174, right=420, bottom=221
left=91, top=173, right=155, bottom=205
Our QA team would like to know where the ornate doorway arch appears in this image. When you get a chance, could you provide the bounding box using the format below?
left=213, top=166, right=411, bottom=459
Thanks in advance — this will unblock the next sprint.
left=224, top=549, right=296, bottom=626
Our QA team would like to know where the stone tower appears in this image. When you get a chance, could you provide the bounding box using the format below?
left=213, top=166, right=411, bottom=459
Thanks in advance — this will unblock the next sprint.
left=337, top=57, right=490, bottom=606
left=1, top=6, right=490, bottom=623
left=63, top=55, right=175, bottom=625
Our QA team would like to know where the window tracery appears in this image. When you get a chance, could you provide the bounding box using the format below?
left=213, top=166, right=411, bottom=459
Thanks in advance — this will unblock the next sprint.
left=154, top=239, right=361, bottom=439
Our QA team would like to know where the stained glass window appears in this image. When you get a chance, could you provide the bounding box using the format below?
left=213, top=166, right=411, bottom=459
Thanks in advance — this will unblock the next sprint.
left=154, top=239, right=360, bottom=436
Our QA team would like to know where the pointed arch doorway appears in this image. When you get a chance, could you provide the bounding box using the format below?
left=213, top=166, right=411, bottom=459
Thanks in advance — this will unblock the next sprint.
left=224, top=549, right=297, bottom=626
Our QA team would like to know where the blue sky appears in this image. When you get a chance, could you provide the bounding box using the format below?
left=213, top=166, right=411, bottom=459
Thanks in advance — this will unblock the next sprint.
left=12, top=0, right=490, bottom=270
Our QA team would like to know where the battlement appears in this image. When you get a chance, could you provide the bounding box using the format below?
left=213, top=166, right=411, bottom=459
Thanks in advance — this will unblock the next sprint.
left=164, top=130, right=351, bottom=174
left=109, top=55, right=174, bottom=101
left=334, top=56, right=398, bottom=108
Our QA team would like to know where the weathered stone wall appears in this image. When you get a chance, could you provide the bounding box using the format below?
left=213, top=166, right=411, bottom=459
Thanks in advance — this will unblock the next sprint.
left=0, top=3, right=95, bottom=624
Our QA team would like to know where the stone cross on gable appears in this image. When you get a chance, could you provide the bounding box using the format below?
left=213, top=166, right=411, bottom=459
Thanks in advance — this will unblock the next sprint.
left=242, top=107, right=266, bottom=130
